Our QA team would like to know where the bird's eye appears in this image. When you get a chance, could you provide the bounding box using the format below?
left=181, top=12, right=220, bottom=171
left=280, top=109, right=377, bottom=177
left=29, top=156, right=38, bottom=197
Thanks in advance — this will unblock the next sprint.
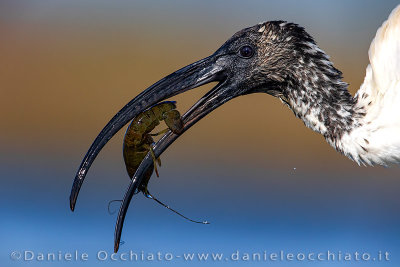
left=238, top=45, right=254, bottom=58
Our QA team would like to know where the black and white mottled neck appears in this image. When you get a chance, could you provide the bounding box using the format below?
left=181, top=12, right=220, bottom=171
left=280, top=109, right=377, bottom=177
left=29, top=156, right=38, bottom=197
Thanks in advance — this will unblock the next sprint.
left=274, top=27, right=400, bottom=166
left=283, top=42, right=359, bottom=136
left=253, top=26, right=382, bottom=166
left=254, top=12, right=400, bottom=166
left=279, top=40, right=369, bottom=163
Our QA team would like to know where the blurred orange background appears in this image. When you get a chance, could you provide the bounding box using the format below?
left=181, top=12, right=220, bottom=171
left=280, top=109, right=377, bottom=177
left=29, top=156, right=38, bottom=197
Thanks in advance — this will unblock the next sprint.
left=2, top=0, right=398, bottom=171
left=2, top=1, right=400, bottom=266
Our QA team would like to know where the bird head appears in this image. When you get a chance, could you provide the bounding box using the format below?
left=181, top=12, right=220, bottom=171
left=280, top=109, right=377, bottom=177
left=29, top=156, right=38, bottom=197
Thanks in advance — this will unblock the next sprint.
left=193, top=20, right=323, bottom=99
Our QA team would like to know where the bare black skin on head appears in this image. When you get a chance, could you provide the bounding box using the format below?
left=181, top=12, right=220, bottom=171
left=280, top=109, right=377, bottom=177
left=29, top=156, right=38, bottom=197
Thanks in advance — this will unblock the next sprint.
left=70, top=21, right=364, bottom=252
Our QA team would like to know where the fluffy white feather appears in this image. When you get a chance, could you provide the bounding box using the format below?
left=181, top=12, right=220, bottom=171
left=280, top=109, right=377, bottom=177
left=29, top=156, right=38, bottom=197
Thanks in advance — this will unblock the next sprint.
left=338, top=5, right=400, bottom=165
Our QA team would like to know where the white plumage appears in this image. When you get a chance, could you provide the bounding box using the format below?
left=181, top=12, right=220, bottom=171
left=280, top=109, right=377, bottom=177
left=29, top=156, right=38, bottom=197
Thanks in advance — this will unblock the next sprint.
left=336, top=5, right=400, bottom=166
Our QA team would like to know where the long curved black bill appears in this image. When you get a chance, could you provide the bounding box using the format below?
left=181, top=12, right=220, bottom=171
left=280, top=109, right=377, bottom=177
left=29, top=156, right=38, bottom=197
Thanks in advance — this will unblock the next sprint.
left=113, top=80, right=243, bottom=252
left=70, top=55, right=224, bottom=211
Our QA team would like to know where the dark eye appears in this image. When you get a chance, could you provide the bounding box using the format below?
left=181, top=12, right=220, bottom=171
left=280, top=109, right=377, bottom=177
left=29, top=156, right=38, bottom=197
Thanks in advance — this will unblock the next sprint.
left=238, top=45, right=254, bottom=58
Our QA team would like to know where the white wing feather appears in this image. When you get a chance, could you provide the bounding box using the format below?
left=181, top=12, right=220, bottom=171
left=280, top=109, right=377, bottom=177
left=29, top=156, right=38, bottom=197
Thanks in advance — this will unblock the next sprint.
left=368, top=5, right=400, bottom=96
left=347, top=5, right=400, bottom=165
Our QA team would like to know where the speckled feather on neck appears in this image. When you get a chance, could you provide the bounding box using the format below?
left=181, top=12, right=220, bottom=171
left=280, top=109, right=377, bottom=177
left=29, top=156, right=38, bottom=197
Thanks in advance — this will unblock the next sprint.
left=280, top=36, right=367, bottom=156
left=255, top=8, right=400, bottom=166
left=256, top=21, right=375, bottom=165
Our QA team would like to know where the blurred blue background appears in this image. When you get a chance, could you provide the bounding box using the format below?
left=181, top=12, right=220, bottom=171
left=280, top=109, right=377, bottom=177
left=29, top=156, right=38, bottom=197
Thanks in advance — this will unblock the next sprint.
left=1, top=0, right=400, bottom=266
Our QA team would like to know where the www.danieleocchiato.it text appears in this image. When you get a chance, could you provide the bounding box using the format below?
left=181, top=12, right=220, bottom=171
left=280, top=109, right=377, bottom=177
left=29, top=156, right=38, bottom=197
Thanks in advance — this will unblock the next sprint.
left=10, top=250, right=390, bottom=263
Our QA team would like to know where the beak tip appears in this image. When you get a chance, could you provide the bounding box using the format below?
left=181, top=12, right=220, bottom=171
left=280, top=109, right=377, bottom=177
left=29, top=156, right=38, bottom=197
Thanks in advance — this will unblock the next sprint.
left=70, top=174, right=84, bottom=212
left=69, top=194, right=77, bottom=212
